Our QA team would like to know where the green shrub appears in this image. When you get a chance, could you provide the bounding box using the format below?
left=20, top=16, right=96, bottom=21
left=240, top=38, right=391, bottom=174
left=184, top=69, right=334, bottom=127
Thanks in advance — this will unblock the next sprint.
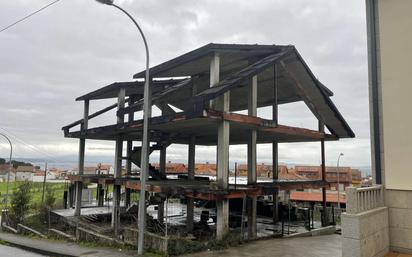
left=10, top=181, right=32, bottom=225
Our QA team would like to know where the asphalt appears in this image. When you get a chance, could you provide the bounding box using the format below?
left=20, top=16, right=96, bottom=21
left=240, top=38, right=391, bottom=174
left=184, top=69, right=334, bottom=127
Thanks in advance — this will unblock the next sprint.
left=0, top=232, right=139, bottom=257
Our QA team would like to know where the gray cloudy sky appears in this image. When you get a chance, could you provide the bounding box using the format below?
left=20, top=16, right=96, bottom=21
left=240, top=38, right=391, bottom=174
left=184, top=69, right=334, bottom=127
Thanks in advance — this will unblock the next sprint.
left=0, top=0, right=371, bottom=167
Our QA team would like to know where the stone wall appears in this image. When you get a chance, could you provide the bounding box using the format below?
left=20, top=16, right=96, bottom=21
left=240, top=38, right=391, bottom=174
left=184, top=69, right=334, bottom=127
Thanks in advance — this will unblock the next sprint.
left=342, top=207, right=389, bottom=257
left=342, top=185, right=389, bottom=257
left=386, top=189, right=412, bottom=253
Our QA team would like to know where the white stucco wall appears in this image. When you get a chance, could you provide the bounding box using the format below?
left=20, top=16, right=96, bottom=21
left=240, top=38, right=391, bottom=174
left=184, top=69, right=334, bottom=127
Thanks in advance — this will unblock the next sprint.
left=378, top=0, right=412, bottom=190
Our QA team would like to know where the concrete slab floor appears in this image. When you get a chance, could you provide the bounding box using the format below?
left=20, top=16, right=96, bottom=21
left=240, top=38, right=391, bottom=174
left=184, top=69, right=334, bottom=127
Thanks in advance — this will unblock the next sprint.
left=181, top=234, right=342, bottom=257
left=386, top=253, right=412, bottom=257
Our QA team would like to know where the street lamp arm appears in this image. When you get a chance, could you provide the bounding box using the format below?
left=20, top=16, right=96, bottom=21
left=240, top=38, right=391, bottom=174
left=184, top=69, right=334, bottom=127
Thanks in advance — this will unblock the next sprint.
left=0, top=132, right=13, bottom=214
left=0, top=132, right=12, bottom=151
left=111, top=4, right=150, bottom=73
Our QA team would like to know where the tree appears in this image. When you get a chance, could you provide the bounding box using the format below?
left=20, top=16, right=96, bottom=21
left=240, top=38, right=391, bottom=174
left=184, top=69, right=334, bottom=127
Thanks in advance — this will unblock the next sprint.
left=12, top=161, right=33, bottom=169
left=10, top=181, right=32, bottom=225
left=44, top=185, right=56, bottom=209
left=39, top=185, right=56, bottom=226
left=0, top=158, right=5, bottom=165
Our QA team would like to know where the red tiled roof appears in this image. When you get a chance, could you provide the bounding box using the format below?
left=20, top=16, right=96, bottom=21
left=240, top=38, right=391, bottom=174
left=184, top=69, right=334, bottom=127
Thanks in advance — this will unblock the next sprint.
left=152, top=162, right=187, bottom=173
left=195, top=163, right=216, bottom=175
left=278, top=167, right=308, bottom=180
left=290, top=191, right=346, bottom=203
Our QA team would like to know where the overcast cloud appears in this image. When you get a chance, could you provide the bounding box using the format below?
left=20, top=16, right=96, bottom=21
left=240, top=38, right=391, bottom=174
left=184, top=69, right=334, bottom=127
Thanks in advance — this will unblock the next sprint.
left=0, top=0, right=370, bottom=168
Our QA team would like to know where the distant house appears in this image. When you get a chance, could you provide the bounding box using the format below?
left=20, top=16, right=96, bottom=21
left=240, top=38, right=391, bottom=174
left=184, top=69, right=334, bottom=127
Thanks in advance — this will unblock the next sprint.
left=294, top=165, right=362, bottom=188
left=236, top=163, right=291, bottom=178
left=98, top=164, right=114, bottom=175
left=278, top=166, right=307, bottom=181
left=48, top=167, right=67, bottom=179
left=0, top=164, right=15, bottom=182
left=15, top=165, right=36, bottom=181
left=32, top=170, right=57, bottom=182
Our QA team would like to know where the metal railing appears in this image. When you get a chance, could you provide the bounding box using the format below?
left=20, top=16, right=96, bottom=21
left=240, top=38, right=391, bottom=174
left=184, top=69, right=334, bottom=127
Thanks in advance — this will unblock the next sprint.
left=346, top=185, right=384, bottom=214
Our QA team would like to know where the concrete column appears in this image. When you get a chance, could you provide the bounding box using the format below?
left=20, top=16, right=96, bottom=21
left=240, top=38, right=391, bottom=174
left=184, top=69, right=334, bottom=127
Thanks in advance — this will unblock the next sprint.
left=319, top=121, right=328, bottom=226
left=211, top=52, right=230, bottom=240
left=125, top=96, right=135, bottom=208
left=187, top=136, right=196, bottom=232
left=69, top=183, right=74, bottom=208
left=158, top=145, right=166, bottom=223
left=97, top=186, right=104, bottom=207
left=75, top=100, right=89, bottom=216
left=272, top=64, right=279, bottom=223
left=272, top=142, right=279, bottom=223
left=112, top=88, right=125, bottom=236
left=157, top=103, right=170, bottom=224
left=210, top=53, right=220, bottom=110
left=247, top=75, right=258, bottom=240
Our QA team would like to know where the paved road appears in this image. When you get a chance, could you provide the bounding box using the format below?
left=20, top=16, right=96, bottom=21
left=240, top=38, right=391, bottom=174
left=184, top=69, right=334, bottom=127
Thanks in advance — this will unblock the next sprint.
left=182, top=234, right=342, bottom=257
left=0, top=244, right=44, bottom=257
left=0, top=232, right=138, bottom=257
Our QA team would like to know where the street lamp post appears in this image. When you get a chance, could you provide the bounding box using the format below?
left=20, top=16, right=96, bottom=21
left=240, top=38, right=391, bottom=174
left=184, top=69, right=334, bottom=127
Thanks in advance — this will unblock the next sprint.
left=337, top=153, right=344, bottom=210
left=95, top=1, right=150, bottom=255
left=0, top=133, right=13, bottom=216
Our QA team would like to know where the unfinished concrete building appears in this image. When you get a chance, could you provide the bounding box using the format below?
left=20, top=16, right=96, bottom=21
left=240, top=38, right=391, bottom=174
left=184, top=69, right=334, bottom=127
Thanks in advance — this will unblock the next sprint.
left=62, top=43, right=354, bottom=251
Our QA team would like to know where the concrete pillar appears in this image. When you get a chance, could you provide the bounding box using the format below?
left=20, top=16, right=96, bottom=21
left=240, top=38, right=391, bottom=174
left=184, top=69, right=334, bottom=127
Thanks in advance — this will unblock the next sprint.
left=247, top=75, right=258, bottom=240
left=272, top=142, right=279, bottom=222
left=319, top=121, right=328, bottom=226
left=112, top=88, right=125, bottom=236
left=272, top=64, right=279, bottom=223
left=157, top=103, right=170, bottom=224
left=75, top=100, right=89, bottom=216
left=211, top=52, right=230, bottom=240
left=125, top=96, right=136, bottom=208
left=187, top=136, right=196, bottom=232
left=210, top=53, right=220, bottom=110
left=97, top=186, right=104, bottom=207
left=158, top=145, right=166, bottom=223
left=68, top=183, right=73, bottom=208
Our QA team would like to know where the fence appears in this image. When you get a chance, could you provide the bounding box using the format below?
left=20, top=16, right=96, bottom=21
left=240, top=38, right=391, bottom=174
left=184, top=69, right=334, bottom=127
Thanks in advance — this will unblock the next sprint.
left=345, top=185, right=384, bottom=214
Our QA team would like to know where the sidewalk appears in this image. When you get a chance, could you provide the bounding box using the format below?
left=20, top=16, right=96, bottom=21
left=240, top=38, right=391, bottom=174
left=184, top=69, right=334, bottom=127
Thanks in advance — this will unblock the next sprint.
left=0, top=232, right=141, bottom=257
left=182, top=234, right=342, bottom=257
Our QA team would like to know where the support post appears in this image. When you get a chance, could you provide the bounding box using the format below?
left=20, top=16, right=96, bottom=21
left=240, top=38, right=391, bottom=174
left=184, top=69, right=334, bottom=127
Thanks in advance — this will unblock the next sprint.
left=247, top=75, right=257, bottom=240
left=74, top=100, right=89, bottom=216
left=187, top=136, right=195, bottom=232
left=125, top=96, right=136, bottom=208
left=69, top=184, right=74, bottom=208
left=319, top=121, right=328, bottom=226
left=157, top=145, right=166, bottom=223
left=272, top=64, right=279, bottom=224
left=97, top=186, right=104, bottom=207
left=157, top=104, right=170, bottom=224
left=211, top=53, right=230, bottom=240
left=112, top=88, right=125, bottom=236
left=96, top=164, right=103, bottom=207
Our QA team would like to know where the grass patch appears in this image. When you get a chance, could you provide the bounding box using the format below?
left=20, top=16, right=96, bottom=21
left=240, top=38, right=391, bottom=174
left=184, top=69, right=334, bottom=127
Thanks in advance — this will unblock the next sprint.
left=0, top=182, right=102, bottom=212
left=0, top=182, right=68, bottom=212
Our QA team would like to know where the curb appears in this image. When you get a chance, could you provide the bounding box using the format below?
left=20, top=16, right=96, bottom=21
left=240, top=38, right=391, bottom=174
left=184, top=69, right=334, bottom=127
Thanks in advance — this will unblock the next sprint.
left=0, top=233, right=78, bottom=257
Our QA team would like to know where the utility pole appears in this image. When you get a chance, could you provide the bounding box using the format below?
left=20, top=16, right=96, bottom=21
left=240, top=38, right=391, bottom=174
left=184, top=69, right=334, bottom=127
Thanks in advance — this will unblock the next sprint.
left=41, top=161, right=48, bottom=205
